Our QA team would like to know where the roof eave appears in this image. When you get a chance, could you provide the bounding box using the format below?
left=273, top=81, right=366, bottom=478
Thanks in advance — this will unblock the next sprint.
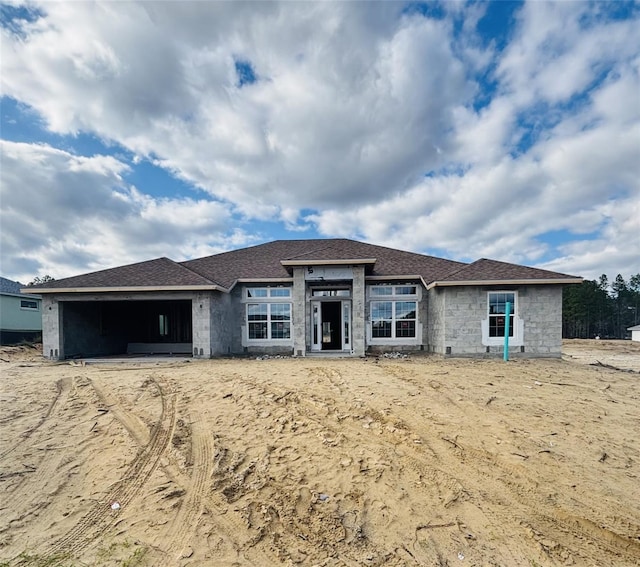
left=280, top=258, right=377, bottom=267
left=22, top=285, right=229, bottom=294
left=426, top=278, right=583, bottom=290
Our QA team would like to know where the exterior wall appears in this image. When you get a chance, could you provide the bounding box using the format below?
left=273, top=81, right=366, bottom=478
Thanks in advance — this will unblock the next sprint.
left=211, top=291, right=234, bottom=355
left=0, top=294, right=42, bottom=331
left=192, top=291, right=235, bottom=357
left=235, top=284, right=295, bottom=356
left=351, top=266, right=366, bottom=356
left=0, top=293, right=42, bottom=344
left=42, top=296, right=63, bottom=359
left=427, top=287, right=446, bottom=354
left=365, top=281, right=426, bottom=354
left=435, top=285, right=564, bottom=357
left=293, top=268, right=306, bottom=356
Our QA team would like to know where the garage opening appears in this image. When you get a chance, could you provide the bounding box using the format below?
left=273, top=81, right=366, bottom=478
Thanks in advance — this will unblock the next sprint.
left=63, top=300, right=192, bottom=358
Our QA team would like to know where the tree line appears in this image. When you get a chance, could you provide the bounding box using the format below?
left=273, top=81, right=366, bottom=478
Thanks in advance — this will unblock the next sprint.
left=563, top=274, right=640, bottom=339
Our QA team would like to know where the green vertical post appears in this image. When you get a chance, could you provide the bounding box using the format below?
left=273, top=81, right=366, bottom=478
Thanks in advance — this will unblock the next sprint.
left=503, top=301, right=511, bottom=361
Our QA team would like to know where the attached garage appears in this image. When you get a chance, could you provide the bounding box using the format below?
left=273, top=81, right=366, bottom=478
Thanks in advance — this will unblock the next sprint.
left=61, top=299, right=193, bottom=358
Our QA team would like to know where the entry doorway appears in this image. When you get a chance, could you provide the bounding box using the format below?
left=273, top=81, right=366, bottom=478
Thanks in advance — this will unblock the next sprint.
left=311, top=300, right=351, bottom=352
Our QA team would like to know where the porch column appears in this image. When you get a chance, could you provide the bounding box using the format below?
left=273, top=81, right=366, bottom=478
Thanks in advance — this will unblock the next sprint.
left=352, top=265, right=366, bottom=356
left=293, top=267, right=306, bottom=356
left=42, top=296, right=64, bottom=360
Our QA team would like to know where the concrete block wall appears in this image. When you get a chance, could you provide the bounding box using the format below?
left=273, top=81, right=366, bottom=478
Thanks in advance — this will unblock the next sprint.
left=517, top=285, right=563, bottom=356
left=426, top=288, right=446, bottom=355
left=192, top=293, right=212, bottom=357
left=443, top=287, right=486, bottom=355
left=211, top=291, right=234, bottom=355
left=42, top=296, right=63, bottom=360
left=433, top=285, right=564, bottom=357
left=293, top=268, right=306, bottom=356
left=352, top=266, right=366, bottom=356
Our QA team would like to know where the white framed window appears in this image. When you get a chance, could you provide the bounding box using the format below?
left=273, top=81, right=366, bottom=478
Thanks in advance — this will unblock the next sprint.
left=371, top=301, right=417, bottom=338
left=246, top=287, right=291, bottom=299
left=244, top=286, right=292, bottom=342
left=20, top=299, right=39, bottom=311
left=247, top=303, right=291, bottom=340
left=488, top=292, right=516, bottom=337
left=482, top=291, right=523, bottom=346
left=368, top=285, right=419, bottom=341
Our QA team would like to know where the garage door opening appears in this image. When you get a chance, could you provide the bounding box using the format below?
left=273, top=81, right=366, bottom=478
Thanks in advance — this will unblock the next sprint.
left=62, top=300, right=192, bottom=358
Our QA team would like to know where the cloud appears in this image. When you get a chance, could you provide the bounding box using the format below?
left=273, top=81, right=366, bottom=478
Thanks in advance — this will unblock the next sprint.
left=0, top=140, right=253, bottom=281
left=1, top=1, right=638, bottom=281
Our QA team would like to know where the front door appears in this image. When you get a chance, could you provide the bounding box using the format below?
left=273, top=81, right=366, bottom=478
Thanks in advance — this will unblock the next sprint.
left=321, top=301, right=342, bottom=350
left=311, top=300, right=351, bottom=352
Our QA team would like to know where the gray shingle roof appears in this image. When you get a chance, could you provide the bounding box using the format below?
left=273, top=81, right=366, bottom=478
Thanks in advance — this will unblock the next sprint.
left=436, top=258, right=581, bottom=283
left=181, top=239, right=466, bottom=288
left=1, top=276, right=24, bottom=294
left=28, top=239, right=582, bottom=292
left=27, top=257, right=216, bottom=289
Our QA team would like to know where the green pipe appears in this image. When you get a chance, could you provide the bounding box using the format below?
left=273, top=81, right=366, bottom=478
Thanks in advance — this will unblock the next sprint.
left=504, top=301, right=511, bottom=361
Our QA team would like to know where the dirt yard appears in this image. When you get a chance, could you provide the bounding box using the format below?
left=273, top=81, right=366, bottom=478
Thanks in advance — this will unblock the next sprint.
left=1, top=341, right=639, bottom=566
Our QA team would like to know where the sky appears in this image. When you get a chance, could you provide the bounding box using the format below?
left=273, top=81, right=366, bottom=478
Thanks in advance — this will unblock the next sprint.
left=1, top=0, right=639, bottom=285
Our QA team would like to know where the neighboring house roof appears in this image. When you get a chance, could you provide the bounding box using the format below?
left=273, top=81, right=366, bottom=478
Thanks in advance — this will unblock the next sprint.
left=1, top=276, right=41, bottom=298
left=26, top=239, right=582, bottom=293
left=427, top=258, right=581, bottom=288
left=628, top=325, right=640, bottom=331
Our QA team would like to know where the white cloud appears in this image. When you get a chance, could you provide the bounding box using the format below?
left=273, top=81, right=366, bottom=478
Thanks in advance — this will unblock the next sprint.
left=0, top=141, right=252, bottom=281
left=0, top=1, right=638, bottom=281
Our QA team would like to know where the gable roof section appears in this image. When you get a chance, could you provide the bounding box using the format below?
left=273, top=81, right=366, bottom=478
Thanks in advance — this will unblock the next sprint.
left=24, top=257, right=219, bottom=293
left=428, top=258, right=582, bottom=288
left=181, top=239, right=467, bottom=288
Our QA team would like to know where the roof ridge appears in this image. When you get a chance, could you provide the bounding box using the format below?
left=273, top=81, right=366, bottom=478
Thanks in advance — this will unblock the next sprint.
left=174, top=258, right=221, bottom=286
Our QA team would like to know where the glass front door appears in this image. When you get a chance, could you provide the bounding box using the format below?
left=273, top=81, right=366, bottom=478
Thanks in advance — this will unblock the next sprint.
left=311, top=300, right=351, bottom=351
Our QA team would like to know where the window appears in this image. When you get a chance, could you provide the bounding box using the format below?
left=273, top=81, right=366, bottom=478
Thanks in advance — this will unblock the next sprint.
left=369, top=285, right=419, bottom=341
left=20, top=299, right=39, bottom=310
left=247, top=287, right=290, bottom=298
left=371, top=300, right=417, bottom=339
left=488, top=292, right=515, bottom=337
left=312, top=289, right=350, bottom=297
left=247, top=303, right=291, bottom=340
left=370, top=285, right=417, bottom=296
left=159, top=314, right=169, bottom=336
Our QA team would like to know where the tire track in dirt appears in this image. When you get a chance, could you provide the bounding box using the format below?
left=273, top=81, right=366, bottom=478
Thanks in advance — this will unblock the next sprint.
left=0, top=377, right=81, bottom=534
left=157, top=408, right=212, bottom=565
left=88, top=376, right=282, bottom=567
left=0, top=377, right=72, bottom=460
left=43, top=376, right=177, bottom=561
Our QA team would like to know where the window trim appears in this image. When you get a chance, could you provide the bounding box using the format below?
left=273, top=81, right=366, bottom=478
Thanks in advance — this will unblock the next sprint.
left=242, top=286, right=294, bottom=345
left=245, top=286, right=291, bottom=299
left=20, top=299, right=39, bottom=311
left=245, top=302, right=292, bottom=342
left=482, top=290, right=523, bottom=346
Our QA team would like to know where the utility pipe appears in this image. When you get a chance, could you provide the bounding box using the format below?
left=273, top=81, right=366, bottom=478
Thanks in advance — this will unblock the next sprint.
left=504, top=301, right=511, bottom=362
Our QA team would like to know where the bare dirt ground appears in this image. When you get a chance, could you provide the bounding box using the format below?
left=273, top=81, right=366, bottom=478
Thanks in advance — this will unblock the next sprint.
left=1, top=341, right=639, bottom=566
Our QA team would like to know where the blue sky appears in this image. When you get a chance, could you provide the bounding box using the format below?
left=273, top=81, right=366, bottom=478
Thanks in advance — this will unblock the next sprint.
left=1, top=0, right=638, bottom=283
